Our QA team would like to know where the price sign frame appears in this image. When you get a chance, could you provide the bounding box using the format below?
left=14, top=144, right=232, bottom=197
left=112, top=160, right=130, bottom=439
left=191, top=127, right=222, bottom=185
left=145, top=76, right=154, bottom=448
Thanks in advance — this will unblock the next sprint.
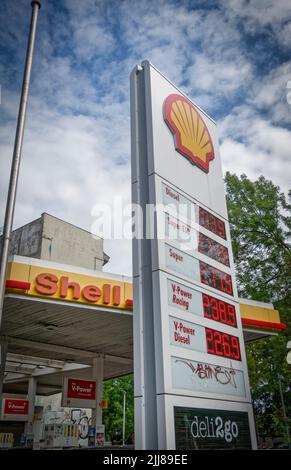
left=131, top=60, right=256, bottom=449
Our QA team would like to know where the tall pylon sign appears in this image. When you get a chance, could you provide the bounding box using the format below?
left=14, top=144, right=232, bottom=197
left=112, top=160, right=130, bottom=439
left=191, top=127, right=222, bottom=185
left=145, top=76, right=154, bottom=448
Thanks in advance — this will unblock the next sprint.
left=130, top=61, right=257, bottom=450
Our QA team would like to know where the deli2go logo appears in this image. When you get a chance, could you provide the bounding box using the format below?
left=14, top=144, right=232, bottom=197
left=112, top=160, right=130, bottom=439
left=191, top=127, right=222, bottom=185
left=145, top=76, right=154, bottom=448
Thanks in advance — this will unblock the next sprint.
left=190, top=415, right=239, bottom=443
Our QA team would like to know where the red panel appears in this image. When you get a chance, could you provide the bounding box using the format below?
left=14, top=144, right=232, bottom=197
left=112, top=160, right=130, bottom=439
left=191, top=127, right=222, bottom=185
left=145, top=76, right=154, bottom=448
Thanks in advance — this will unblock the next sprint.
left=199, top=206, right=226, bottom=240
left=6, top=280, right=31, bottom=290
left=126, top=298, right=133, bottom=308
left=67, top=379, right=96, bottom=400
left=200, top=261, right=233, bottom=296
left=205, top=327, right=241, bottom=361
left=113, top=286, right=121, bottom=306
left=103, top=284, right=111, bottom=304
left=4, top=399, right=29, bottom=415
left=242, top=318, right=286, bottom=331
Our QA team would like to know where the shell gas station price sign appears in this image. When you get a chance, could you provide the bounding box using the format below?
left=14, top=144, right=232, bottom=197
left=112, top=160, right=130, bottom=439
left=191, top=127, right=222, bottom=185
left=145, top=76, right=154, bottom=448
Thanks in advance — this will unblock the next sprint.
left=131, top=61, right=256, bottom=449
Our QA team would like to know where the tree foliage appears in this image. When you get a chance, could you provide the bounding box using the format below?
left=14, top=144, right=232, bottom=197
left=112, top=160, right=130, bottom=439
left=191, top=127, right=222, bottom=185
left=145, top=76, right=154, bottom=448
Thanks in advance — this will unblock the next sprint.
left=102, top=375, right=134, bottom=443
left=225, top=173, right=291, bottom=443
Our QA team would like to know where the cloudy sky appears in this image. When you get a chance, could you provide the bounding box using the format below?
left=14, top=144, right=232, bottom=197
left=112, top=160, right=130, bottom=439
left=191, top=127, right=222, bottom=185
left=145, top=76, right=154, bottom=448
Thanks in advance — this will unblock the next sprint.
left=0, top=0, right=290, bottom=276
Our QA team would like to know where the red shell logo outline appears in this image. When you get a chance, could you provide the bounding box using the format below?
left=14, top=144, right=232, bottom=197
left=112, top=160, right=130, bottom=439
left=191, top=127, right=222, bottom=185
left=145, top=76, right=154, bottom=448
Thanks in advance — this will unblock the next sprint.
left=163, top=93, right=215, bottom=173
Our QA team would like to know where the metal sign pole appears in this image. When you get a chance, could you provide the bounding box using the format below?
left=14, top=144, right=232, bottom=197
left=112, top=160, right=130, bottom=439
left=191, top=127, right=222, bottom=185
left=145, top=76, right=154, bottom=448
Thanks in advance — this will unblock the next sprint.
left=0, top=1, right=41, bottom=406
left=0, top=1, right=41, bottom=329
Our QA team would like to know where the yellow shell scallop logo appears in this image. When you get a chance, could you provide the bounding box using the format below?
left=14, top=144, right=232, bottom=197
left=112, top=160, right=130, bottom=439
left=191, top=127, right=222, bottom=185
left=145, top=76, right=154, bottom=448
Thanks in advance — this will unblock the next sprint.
left=163, top=93, right=215, bottom=173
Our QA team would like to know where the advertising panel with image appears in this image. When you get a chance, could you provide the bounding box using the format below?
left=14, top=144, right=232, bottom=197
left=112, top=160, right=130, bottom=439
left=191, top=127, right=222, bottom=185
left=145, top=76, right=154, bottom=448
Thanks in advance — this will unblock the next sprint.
left=174, top=407, right=252, bottom=450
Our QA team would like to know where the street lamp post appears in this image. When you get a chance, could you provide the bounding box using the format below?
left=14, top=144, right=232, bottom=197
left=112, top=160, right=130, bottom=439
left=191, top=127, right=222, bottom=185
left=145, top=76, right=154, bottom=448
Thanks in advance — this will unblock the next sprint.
left=122, top=390, right=126, bottom=446
left=277, top=373, right=290, bottom=448
left=0, top=0, right=41, bottom=411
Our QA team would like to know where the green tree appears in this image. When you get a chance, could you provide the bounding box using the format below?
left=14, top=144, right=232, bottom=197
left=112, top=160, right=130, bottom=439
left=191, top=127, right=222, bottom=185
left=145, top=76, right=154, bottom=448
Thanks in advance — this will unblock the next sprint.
left=102, top=374, right=134, bottom=443
left=225, top=173, right=291, bottom=444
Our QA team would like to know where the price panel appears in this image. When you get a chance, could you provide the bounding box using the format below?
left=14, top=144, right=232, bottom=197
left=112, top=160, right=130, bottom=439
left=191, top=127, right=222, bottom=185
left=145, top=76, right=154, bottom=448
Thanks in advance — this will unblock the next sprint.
left=205, top=327, right=241, bottom=361
left=199, top=206, right=226, bottom=240
left=198, top=232, right=230, bottom=267
left=170, top=316, right=241, bottom=362
left=202, top=293, right=237, bottom=327
left=167, top=279, right=238, bottom=328
left=200, top=261, right=233, bottom=296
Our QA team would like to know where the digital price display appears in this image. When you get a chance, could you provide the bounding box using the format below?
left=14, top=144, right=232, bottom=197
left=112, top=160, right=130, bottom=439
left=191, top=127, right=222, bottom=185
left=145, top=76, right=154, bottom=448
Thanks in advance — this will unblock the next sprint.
left=198, top=232, right=230, bottom=267
left=205, top=327, right=241, bottom=361
left=170, top=315, right=241, bottom=361
left=199, top=207, right=226, bottom=240
left=200, top=261, right=233, bottom=296
left=202, top=293, right=237, bottom=327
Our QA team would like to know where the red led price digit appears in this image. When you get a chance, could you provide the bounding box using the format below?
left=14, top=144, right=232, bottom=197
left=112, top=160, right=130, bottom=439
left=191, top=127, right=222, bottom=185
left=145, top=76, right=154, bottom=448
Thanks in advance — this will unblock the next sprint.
left=216, top=245, right=230, bottom=266
left=211, top=297, right=219, bottom=321
left=202, top=294, right=211, bottom=319
left=227, top=304, right=236, bottom=327
left=217, top=220, right=226, bottom=239
left=222, top=333, right=231, bottom=357
left=211, top=269, right=218, bottom=289
left=209, top=214, right=217, bottom=234
left=205, top=328, right=215, bottom=354
left=222, top=273, right=233, bottom=295
left=218, top=300, right=227, bottom=323
left=231, top=336, right=241, bottom=360
left=213, top=330, right=224, bottom=356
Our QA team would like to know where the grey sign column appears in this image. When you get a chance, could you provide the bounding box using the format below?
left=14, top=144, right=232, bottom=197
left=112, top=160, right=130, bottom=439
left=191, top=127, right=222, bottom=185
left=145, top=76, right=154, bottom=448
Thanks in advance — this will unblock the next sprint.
left=131, top=61, right=257, bottom=450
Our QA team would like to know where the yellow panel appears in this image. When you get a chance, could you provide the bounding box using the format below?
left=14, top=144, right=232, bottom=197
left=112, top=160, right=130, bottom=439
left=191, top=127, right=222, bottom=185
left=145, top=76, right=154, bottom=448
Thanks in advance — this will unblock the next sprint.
left=239, top=304, right=281, bottom=324
left=124, top=282, right=133, bottom=302
left=6, top=262, right=30, bottom=282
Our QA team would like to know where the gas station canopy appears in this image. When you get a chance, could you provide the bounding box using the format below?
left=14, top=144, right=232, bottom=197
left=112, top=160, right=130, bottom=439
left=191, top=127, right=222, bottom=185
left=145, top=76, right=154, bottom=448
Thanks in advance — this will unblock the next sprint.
left=1, top=256, right=286, bottom=395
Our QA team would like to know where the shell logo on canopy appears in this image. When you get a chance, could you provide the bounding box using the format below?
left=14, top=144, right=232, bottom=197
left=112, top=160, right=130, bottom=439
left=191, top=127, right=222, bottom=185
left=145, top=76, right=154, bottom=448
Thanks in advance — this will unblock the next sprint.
left=164, top=93, right=215, bottom=173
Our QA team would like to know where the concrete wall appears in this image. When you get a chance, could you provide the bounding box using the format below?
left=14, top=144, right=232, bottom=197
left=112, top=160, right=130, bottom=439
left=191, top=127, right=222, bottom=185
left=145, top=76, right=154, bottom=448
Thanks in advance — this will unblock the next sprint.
left=4, top=217, right=43, bottom=259
left=40, top=213, right=107, bottom=270
left=3, top=213, right=109, bottom=271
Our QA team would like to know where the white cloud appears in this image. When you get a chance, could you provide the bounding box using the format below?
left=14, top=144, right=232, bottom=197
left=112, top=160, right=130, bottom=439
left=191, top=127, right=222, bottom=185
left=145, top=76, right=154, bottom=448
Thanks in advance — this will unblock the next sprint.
left=218, top=107, right=291, bottom=194
left=186, top=53, right=252, bottom=95
left=249, top=62, right=291, bottom=125
left=223, top=0, right=291, bottom=47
